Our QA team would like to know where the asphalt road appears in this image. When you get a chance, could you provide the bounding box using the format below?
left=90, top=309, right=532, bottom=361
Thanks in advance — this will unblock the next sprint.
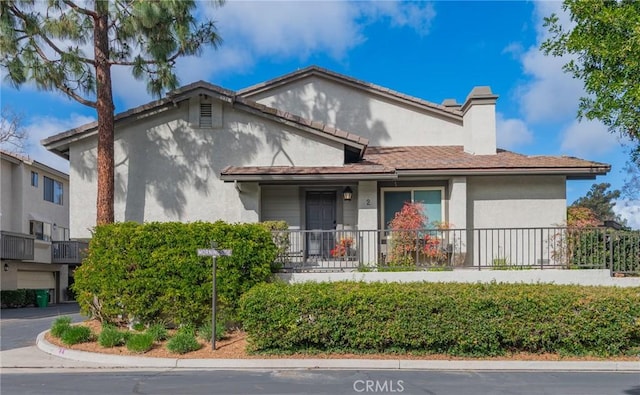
left=1, top=370, right=640, bottom=395
left=0, top=303, right=84, bottom=351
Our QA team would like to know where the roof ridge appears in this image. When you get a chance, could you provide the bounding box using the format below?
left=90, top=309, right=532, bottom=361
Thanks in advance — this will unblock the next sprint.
left=238, top=65, right=463, bottom=117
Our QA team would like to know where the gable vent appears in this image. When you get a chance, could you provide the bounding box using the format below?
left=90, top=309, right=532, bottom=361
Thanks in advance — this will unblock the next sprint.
left=199, top=102, right=213, bottom=127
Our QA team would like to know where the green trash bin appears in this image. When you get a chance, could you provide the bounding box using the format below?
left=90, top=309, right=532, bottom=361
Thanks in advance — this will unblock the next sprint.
left=36, top=289, right=49, bottom=308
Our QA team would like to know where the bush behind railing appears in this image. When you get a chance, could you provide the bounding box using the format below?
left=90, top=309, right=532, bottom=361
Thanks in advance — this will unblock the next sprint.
left=240, top=281, right=640, bottom=357
left=73, top=221, right=277, bottom=326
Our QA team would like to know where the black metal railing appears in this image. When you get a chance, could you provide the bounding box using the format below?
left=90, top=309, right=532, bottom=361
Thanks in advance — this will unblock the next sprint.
left=0, top=231, right=35, bottom=261
left=271, top=227, right=640, bottom=275
left=51, top=240, right=89, bottom=264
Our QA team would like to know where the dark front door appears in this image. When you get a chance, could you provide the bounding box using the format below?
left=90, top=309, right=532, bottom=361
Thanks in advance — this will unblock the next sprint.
left=306, top=191, right=336, bottom=258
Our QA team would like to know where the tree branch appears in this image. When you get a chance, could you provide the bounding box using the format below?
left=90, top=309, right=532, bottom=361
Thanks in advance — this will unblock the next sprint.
left=61, top=0, right=98, bottom=18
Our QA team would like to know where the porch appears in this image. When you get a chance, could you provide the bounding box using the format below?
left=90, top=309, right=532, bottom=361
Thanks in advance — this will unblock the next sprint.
left=1, top=231, right=35, bottom=261
left=51, top=241, right=89, bottom=264
left=272, top=227, right=640, bottom=276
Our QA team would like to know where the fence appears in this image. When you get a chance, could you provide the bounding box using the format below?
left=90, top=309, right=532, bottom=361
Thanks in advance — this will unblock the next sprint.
left=271, top=227, right=640, bottom=275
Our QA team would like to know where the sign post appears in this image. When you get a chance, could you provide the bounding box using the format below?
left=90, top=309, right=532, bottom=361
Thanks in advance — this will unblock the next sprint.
left=197, top=242, right=232, bottom=350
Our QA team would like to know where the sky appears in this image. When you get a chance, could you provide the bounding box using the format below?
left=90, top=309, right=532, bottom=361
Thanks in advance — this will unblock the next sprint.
left=1, top=0, right=639, bottom=228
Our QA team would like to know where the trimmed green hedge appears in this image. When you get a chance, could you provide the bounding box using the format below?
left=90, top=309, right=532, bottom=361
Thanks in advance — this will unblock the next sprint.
left=1, top=289, right=37, bottom=308
left=240, top=282, right=640, bottom=357
left=73, top=221, right=277, bottom=326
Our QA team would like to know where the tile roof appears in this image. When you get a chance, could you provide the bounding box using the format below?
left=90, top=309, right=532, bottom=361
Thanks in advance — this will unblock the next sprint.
left=238, top=65, right=463, bottom=119
left=220, top=146, right=610, bottom=180
left=363, top=146, right=610, bottom=172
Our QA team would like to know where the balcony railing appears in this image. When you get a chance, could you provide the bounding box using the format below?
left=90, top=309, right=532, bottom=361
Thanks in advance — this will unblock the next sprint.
left=271, top=227, right=640, bottom=275
left=51, top=241, right=89, bottom=264
left=0, top=231, right=35, bottom=261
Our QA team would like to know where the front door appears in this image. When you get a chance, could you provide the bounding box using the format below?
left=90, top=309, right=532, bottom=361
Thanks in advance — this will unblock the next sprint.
left=306, top=191, right=336, bottom=258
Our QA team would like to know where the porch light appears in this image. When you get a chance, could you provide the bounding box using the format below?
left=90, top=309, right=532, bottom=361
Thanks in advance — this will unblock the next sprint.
left=3, top=263, right=8, bottom=272
left=343, top=186, right=353, bottom=201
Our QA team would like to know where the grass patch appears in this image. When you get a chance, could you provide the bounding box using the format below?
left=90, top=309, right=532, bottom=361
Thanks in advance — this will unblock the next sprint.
left=167, top=331, right=201, bottom=354
left=50, top=316, right=72, bottom=338
left=147, top=323, right=168, bottom=342
left=60, top=326, right=92, bottom=345
left=97, top=326, right=127, bottom=348
left=125, top=333, right=154, bottom=354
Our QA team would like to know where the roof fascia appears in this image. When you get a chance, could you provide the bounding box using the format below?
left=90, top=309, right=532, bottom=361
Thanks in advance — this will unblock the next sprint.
left=220, top=173, right=398, bottom=182
left=395, top=167, right=610, bottom=177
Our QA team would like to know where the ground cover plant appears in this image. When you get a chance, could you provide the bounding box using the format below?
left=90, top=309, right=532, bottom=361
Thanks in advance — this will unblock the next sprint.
left=240, top=282, right=640, bottom=357
left=60, top=326, right=92, bottom=346
left=73, top=221, right=277, bottom=327
left=50, top=316, right=72, bottom=338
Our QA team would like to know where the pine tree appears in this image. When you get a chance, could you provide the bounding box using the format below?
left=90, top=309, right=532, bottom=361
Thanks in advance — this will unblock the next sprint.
left=0, top=0, right=222, bottom=224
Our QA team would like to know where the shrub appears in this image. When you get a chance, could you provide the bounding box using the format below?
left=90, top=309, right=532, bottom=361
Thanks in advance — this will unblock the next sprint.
left=167, top=331, right=201, bottom=354
left=50, top=316, right=72, bottom=338
left=98, top=326, right=127, bottom=348
left=240, top=282, right=640, bottom=357
left=1, top=290, right=26, bottom=308
left=126, top=333, right=154, bottom=353
left=60, top=326, right=92, bottom=345
left=73, top=221, right=277, bottom=326
left=147, top=323, right=168, bottom=342
left=197, top=321, right=226, bottom=342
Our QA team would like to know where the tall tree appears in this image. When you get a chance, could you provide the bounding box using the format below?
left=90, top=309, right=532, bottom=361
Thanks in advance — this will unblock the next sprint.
left=571, top=182, right=622, bottom=223
left=0, top=106, right=28, bottom=152
left=0, top=0, right=222, bottom=225
left=542, top=1, right=640, bottom=152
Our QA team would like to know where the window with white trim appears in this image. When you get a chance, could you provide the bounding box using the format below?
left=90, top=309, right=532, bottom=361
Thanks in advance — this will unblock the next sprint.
left=43, top=176, right=63, bottom=205
left=381, top=187, right=444, bottom=229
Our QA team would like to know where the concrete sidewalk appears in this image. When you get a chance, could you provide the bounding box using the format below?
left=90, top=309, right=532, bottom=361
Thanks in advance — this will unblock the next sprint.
left=2, top=331, right=633, bottom=372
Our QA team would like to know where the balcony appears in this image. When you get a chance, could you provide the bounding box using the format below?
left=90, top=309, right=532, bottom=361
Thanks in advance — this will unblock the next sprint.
left=51, top=240, right=89, bottom=264
left=1, top=231, right=35, bottom=261
left=272, top=227, right=640, bottom=275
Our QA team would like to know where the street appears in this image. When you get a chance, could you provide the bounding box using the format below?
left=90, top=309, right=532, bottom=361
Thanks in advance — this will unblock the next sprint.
left=1, top=369, right=640, bottom=395
left=0, top=303, right=84, bottom=351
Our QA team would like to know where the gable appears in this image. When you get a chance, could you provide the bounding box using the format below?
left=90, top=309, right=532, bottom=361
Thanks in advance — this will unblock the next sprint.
left=240, top=68, right=465, bottom=147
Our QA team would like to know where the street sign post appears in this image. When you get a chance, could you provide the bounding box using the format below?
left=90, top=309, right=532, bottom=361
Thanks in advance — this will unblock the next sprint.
left=197, top=242, right=232, bottom=350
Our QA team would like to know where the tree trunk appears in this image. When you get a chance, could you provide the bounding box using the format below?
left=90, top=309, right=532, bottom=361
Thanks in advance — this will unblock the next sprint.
left=94, top=1, right=114, bottom=225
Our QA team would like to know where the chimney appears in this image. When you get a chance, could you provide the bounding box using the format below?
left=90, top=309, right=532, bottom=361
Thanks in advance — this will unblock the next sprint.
left=461, top=86, right=498, bottom=155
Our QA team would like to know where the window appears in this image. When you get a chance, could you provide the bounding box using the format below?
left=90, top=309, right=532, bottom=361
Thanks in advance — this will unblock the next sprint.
left=30, top=220, right=51, bottom=241
left=382, top=187, right=444, bottom=229
left=31, top=171, right=38, bottom=187
left=199, top=102, right=213, bottom=127
left=52, top=225, right=69, bottom=241
left=43, top=176, right=63, bottom=205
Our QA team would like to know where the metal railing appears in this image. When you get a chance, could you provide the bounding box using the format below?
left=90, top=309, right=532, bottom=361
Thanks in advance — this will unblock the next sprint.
left=271, top=227, right=640, bottom=275
left=0, top=231, right=35, bottom=261
left=51, top=240, right=89, bottom=264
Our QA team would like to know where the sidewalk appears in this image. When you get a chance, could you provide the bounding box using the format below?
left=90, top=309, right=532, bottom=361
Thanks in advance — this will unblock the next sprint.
left=2, top=331, right=635, bottom=372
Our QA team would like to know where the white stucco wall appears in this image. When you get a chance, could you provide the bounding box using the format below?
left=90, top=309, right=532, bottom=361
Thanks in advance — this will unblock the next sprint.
left=467, top=175, right=566, bottom=228
left=245, top=76, right=464, bottom=147
left=279, top=270, right=640, bottom=288
left=69, top=98, right=346, bottom=238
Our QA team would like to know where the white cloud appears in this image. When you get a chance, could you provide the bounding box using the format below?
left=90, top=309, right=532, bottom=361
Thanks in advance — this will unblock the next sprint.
left=496, top=113, right=534, bottom=149
left=560, top=119, right=619, bottom=157
left=23, top=114, right=95, bottom=173
left=515, top=1, right=584, bottom=124
left=613, top=200, right=640, bottom=229
left=361, top=2, right=436, bottom=36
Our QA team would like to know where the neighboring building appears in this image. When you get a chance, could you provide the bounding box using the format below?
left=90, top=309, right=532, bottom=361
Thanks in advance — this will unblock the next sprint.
left=0, top=150, right=85, bottom=303
left=42, top=66, right=610, bottom=267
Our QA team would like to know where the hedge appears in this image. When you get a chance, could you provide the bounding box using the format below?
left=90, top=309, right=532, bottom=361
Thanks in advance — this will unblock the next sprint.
left=73, top=221, right=277, bottom=326
left=240, top=282, right=640, bottom=357
left=1, top=289, right=37, bottom=308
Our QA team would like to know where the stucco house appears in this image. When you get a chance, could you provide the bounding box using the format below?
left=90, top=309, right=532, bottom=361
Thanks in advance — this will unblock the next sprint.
left=0, top=150, right=86, bottom=303
left=42, top=66, right=609, bottom=268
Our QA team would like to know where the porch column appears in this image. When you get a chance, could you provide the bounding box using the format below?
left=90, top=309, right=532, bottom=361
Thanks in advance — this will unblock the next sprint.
left=449, top=177, right=469, bottom=266
left=357, top=181, right=378, bottom=266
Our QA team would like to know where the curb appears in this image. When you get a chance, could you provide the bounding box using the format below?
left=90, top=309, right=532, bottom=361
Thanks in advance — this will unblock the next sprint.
left=37, top=331, right=640, bottom=371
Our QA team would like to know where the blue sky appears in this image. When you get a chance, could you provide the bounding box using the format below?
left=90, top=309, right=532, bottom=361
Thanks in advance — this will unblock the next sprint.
left=1, top=1, right=638, bottom=227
